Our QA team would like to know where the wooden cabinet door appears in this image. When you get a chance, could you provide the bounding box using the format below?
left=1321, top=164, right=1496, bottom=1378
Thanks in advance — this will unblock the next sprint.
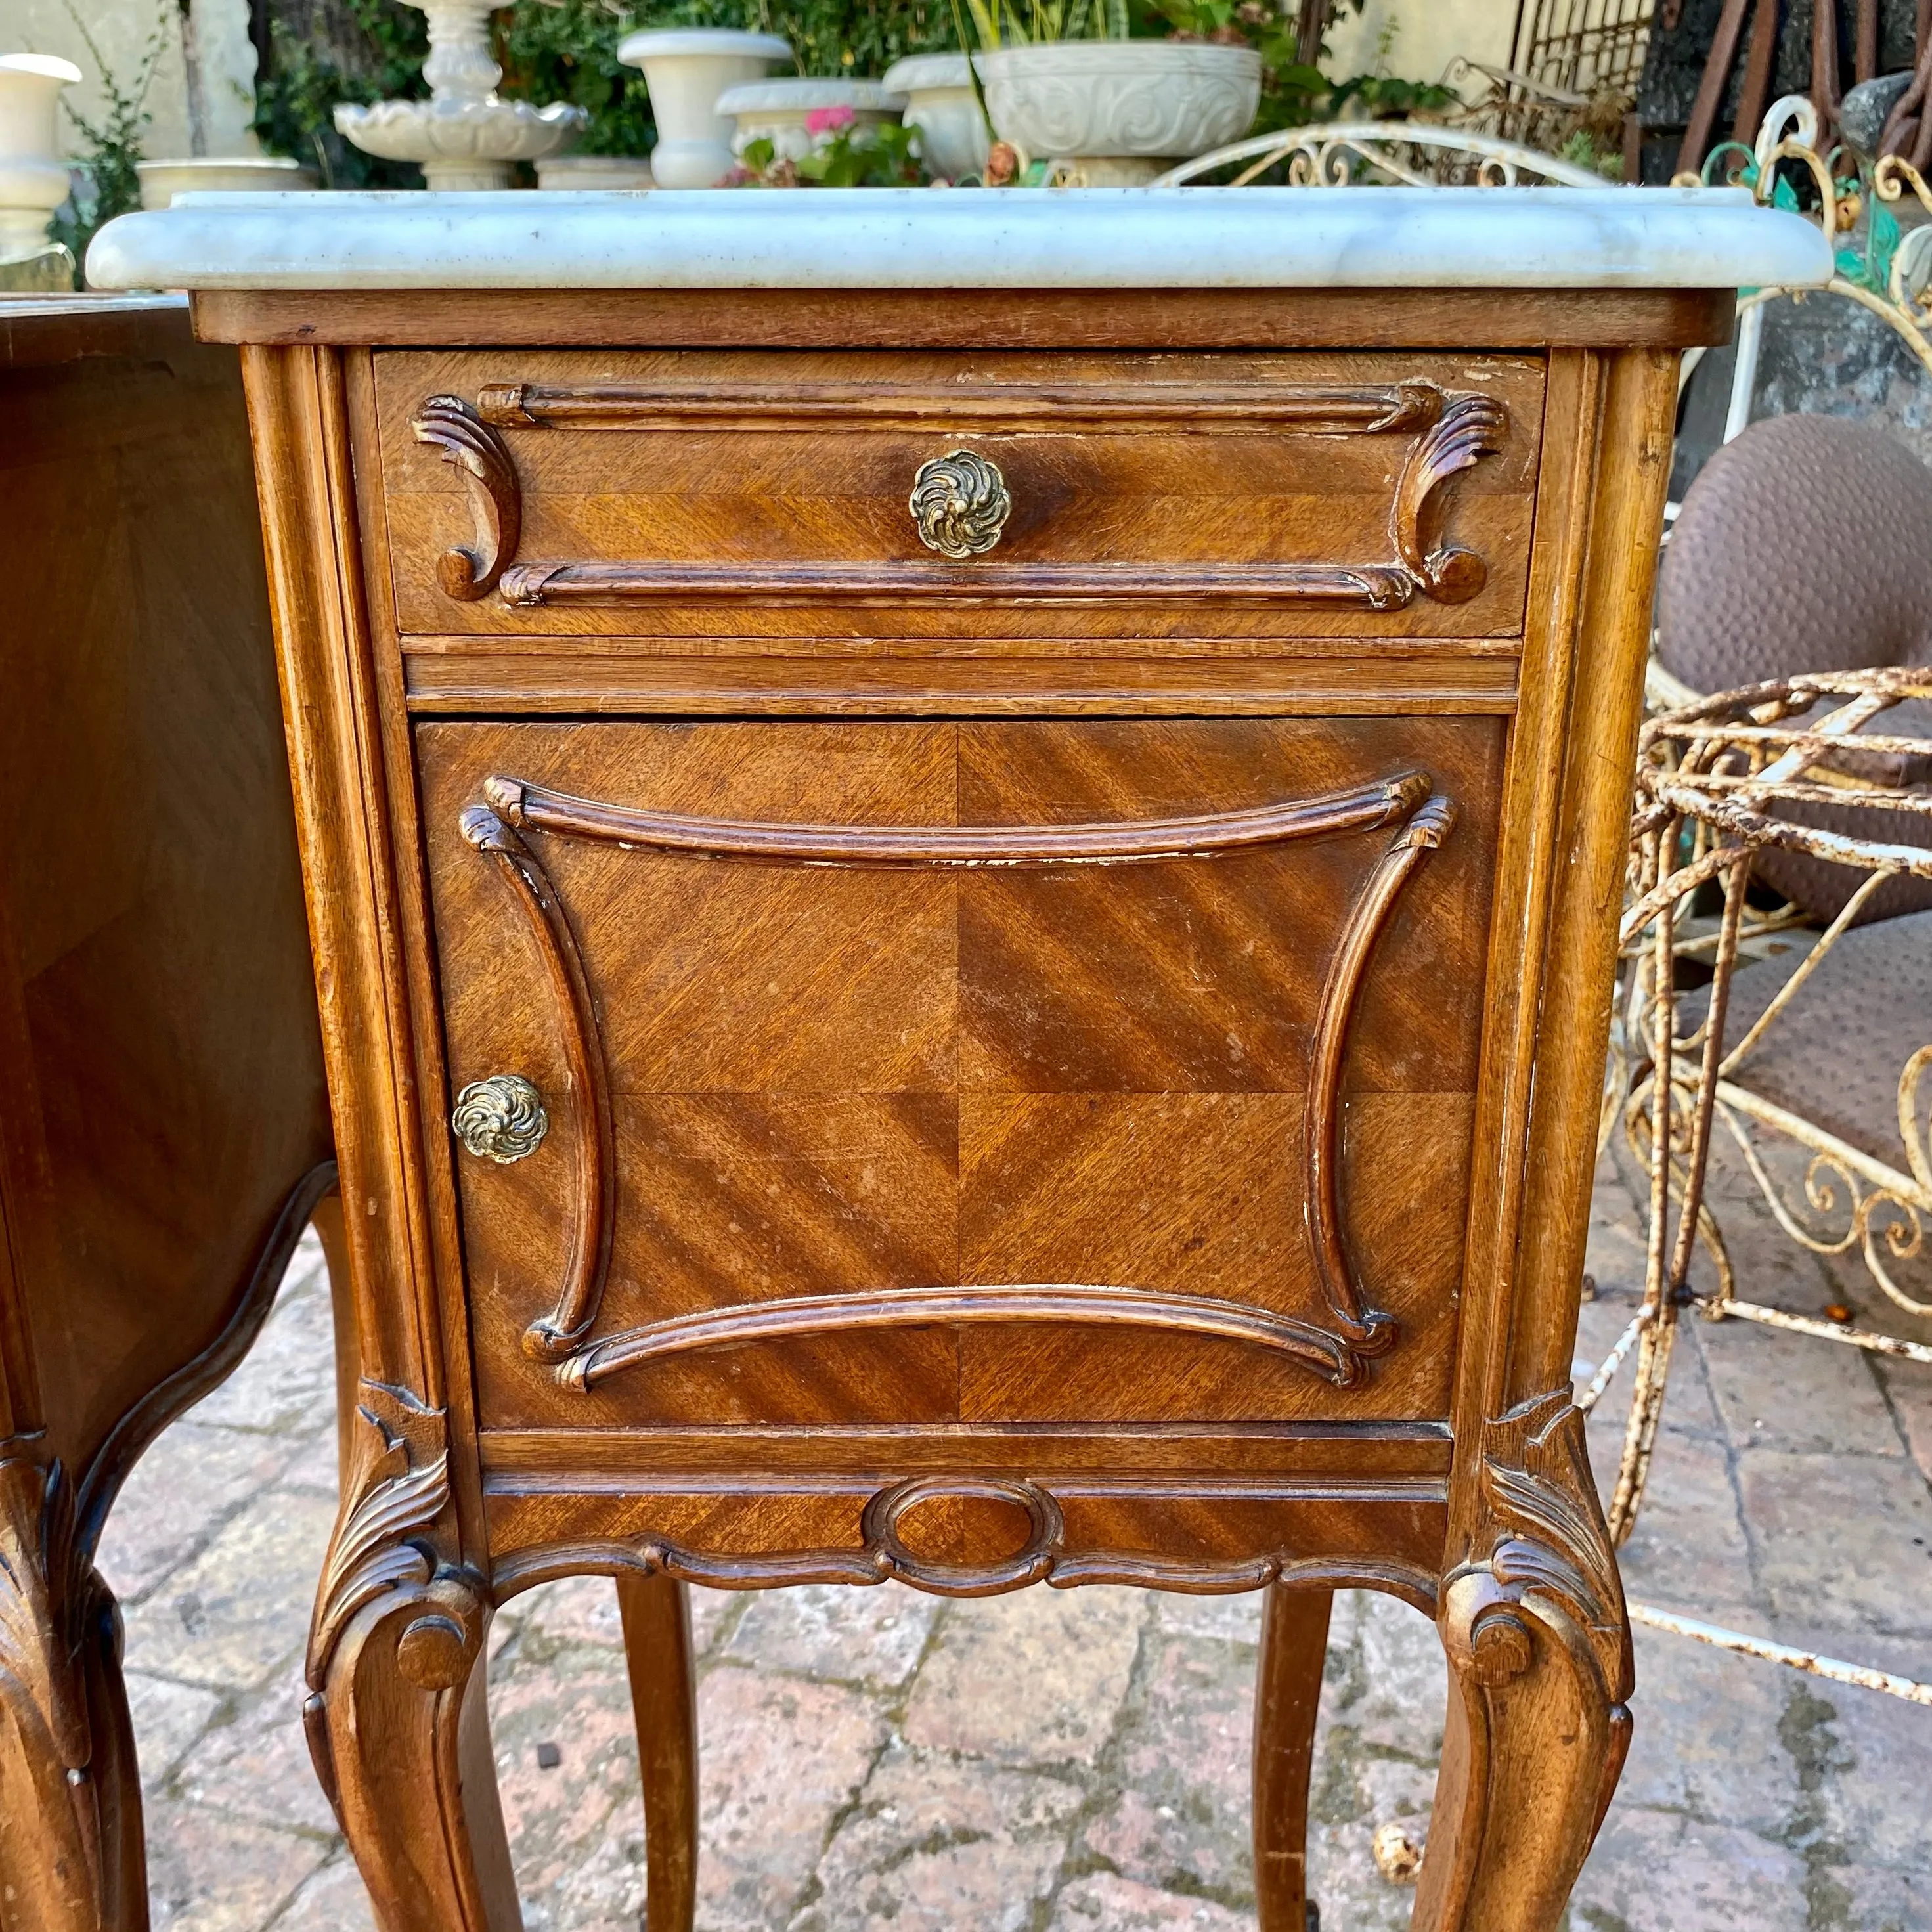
left=418, top=717, right=1504, bottom=1436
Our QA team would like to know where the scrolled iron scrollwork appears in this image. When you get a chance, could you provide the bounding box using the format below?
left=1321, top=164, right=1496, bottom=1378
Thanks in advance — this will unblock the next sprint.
left=908, top=447, right=1011, bottom=559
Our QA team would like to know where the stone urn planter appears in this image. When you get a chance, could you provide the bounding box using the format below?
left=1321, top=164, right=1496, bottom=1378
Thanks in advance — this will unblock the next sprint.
left=336, top=0, right=586, bottom=190
left=978, top=39, right=1259, bottom=183
left=715, top=78, right=908, bottom=167
left=137, top=156, right=320, bottom=208
left=618, top=29, right=792, bottom=188
left=0, top=53, right=81, bottom=257
left=880, top=52, right=988, bottom=179
left=535, top=153, right=655, bottom=189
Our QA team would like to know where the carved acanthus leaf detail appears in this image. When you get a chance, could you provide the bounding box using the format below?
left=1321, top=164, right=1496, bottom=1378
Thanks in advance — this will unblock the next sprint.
left=306, top=1384, right=450, bottom=1689
left=1391, top=393, right=1509, bottom=604
left=1472, top=1389, right=1631, bottom=1700
left=411, top=395, right=522, bottom=601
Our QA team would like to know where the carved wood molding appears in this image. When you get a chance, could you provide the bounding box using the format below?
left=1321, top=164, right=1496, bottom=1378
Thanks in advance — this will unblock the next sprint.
left=413, top=382, right=1509, bottom=613
left=305, top=1381, right=454, bottom=1691
left=1390, top=393, right=1510, bottom=604
left=0, top=1438, right=105, bottom=1924
left=560, top=1283, right=1376, bottom=1393
left=460, top=772, right=1453, bottom=1394
left=458, top=806, right=615, bottom=1362
left=489, top=1492, right=1443, bottom=1610
left=1305, top=793, right=1455, bottom=1357
left=479, top=766, right=1430, bottom=868
left=474, top=376, right=1449, bottom=435
left=499, top=557, right=1451, bottom=613
left=1470, top=1388, right=1630, bottom=1698
left=410, top=395, right=521, bottom=600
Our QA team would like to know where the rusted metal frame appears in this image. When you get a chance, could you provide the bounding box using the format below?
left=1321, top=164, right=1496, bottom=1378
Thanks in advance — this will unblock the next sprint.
left=1627, top=1603, right=1932, bottom=1705
left=1723, top=1298, right=1932, bottom=1361
left=1610, top=843, right=1747, bottom=1543
left=1711, top=1086, right=1932, bottom=1319
left=1717, top=869, right=1895, bottom=1076
left=1575, top=1309, right=1649, bottom=1415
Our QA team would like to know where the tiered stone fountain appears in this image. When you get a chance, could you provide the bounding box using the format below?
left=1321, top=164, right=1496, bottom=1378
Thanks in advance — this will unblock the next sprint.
left=336, top=0, right=584, bottom=190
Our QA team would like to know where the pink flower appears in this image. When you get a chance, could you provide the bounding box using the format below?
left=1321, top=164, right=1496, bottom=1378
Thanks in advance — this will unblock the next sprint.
left=805, top=104, right=856, bottom=137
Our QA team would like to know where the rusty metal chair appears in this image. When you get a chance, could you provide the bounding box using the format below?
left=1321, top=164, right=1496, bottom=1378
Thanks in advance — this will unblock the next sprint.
left=1586, top=405, right=1932, bottom=1707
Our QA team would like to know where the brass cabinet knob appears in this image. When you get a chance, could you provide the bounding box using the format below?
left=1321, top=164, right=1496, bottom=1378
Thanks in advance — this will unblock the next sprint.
left=910, top=449, right=1010, bottom=558
left=452, top=1074, right=548, bottom=1162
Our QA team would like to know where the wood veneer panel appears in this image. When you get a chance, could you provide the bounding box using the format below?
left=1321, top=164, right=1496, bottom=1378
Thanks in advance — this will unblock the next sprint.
left=418, top=715, right=1501, bottom=1436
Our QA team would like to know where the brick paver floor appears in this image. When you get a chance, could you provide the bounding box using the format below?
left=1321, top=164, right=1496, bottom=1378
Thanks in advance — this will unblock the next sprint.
left=100, top=1139, right=1932, bottom=1931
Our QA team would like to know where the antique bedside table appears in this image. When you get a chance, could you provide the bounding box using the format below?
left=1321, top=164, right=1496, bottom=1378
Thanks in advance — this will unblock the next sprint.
left=0, top=294, right=336, bottom=1931
left=92, top=188, right=1828, bottom=1932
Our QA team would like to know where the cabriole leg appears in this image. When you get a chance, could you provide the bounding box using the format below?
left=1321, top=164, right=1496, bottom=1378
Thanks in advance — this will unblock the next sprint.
left=305, top=1577, right=519, bottom=1932
left=1412, top=1394, right=1633, bottom=1932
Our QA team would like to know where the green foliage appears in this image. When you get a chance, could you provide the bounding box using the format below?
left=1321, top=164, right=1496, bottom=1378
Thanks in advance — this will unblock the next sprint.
left=1555, top=126, right=1623, bottom=181
left=730, top=115, right=925, bottom=183
left=660, top=0, right=955, bottom=79
left=253, top=0, right=427, bottom=186
left=955, top=0, right=1126, bottom=50
left=1139, top=0, right=1451, bottom=137
left=496, top=0, right=653, bottom=156
left=47, top=2, right=165, bottom=273
left=247, top=0, right=1456, bottom=181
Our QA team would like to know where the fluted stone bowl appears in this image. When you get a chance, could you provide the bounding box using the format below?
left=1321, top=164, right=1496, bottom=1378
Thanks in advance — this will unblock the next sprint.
left=977, top=39, right=1260, bottom=164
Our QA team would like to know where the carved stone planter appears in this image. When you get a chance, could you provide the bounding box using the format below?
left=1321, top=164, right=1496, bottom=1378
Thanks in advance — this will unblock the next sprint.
left=978, top=39, right=1260, bottom=183
left=881, top=52, right=989, bottom=180
left=715, top=78, right=908, bottom=167
left=137, top=156, right=320, bottom=209
left=0, top=54, right=80, bottom=257
left=617, top=29, right=792, bottom=190
left=534, top=154, right=655, bottom=190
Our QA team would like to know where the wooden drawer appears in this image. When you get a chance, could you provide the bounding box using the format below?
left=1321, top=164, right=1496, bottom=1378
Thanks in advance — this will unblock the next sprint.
left=376, top=349, right=1545, bottom=648
left=418, top=716, right=1504, bottom=1436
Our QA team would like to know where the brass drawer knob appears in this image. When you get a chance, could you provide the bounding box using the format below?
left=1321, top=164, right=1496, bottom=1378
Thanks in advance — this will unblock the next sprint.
left=910, top=448, right=1010, bottom=559
left=452, top=1074, right=548, bottom=1163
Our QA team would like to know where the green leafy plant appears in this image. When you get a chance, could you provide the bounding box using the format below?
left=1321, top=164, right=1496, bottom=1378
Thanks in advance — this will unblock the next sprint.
left=954, top=0, right=1126, bottom=50
left=657, top=0, right=955, bottom=79
left=726, top=107, right=925, bottom=184
left=252, top=0, right=427, bottom=186
left=496, top=0, right=653, bottom=155
left=49, top=2, right=165, bottom=273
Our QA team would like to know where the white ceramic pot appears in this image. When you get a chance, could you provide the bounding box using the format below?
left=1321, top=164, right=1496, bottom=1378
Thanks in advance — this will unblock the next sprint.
left=714, top=77, right=907, bottom=166
left=880, top=52, right=988, bottom=179
left=535, top=153, right=655, bottom=189
left=0, top=53, right=81, bottom=255
left=137, top=156, right=321, bottom=209
left=618, top=28, right=792, bottom=188
left=978, top=39, right=1259, bottom=168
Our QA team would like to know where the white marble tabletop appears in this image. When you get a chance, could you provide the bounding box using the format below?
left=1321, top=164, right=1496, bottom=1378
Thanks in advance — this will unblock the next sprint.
left=84, top=185, right=1833, bottom=293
